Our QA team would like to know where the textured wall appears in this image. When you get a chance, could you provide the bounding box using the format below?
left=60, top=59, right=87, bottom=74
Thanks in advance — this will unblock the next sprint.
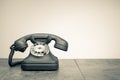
left=0, top=0, right=120, bottom=58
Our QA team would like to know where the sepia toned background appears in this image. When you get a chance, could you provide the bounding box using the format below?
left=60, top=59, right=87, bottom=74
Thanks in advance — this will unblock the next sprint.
left=0, top=0, right=120, bottom=58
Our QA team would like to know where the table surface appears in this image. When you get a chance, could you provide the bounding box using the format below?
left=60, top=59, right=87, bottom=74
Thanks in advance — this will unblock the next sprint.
left=0, top=59, right=120, bottom=80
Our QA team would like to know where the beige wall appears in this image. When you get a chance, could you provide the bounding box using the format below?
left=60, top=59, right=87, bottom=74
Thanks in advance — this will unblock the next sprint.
left=0, top=0, right=120, bottom=58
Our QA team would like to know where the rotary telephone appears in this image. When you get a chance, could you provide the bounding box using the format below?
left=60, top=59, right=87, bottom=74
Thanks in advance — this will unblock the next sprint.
left=8, top=33, right=68, bottom=71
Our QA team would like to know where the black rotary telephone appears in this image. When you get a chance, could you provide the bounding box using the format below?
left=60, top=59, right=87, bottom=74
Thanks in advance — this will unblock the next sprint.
left=8, top=33, right=68, bottom=71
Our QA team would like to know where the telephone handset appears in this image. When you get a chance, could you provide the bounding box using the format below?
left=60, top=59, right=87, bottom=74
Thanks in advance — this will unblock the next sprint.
left=8, top=33, right=68, bottom=71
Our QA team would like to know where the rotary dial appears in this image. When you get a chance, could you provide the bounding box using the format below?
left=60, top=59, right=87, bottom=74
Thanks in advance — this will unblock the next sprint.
left=30, top=42, right=49, bottom=57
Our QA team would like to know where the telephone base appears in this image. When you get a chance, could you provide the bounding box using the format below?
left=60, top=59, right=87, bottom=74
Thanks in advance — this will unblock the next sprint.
left=21, top=63, right=58, bottom=71
left=21, top=53, right=59, bottom=71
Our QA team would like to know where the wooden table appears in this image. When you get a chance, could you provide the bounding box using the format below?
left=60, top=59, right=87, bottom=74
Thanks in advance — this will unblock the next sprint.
left=0, top=59, right=120, bottom=80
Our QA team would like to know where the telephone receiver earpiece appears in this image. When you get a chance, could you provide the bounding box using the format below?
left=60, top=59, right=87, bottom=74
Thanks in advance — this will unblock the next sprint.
left=8, top=33, right=68, bottom=71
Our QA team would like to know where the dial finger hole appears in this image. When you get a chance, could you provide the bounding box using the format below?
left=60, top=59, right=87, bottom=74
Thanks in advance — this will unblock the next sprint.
left=38, top=52, right=40, bottom=54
